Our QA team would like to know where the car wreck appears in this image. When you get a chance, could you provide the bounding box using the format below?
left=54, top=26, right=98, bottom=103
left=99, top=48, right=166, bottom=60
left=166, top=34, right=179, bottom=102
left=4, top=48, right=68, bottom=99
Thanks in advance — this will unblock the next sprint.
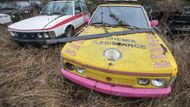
left=60, top=2, right=178, bottom=98
left=8, top=0, right=90, bottom=47
left=0, top=1, right=35, bottom=24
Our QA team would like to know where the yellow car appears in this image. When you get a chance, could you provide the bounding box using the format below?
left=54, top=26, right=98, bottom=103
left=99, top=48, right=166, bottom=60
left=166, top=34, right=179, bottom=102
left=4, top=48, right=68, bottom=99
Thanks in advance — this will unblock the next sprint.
left=60, top=3, right=178, bottom=98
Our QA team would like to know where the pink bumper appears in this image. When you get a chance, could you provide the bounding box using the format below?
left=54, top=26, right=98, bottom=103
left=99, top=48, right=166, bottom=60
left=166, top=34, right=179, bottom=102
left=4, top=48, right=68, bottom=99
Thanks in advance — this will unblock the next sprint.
left=61, top=69, right=171, bottom=98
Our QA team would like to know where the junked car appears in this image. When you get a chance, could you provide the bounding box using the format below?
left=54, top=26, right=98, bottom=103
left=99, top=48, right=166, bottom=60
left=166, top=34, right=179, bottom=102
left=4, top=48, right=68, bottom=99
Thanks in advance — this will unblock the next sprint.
left=28, top=0, right=45, bottom=11
left=60, top=2, right=178, bottom=98
left=0, top=1, right=34, bottom=24
left=8, top=0, right=90, bottom=47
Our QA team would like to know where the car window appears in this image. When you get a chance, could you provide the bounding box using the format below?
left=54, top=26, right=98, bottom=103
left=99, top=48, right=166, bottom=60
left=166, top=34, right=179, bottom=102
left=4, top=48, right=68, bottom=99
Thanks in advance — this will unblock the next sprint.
left=75, top=2, right=82, bottom=14
left=0, top=2, right=31, bottom=10
left=79, top=1, right=88, bottom=12
left=42, top=2, right=74, bottom=15
left=90, top=6, right=149, bottom=28
left=1, top=2, right=17, bottom=9
left=16, top=2, right=31, bottom=9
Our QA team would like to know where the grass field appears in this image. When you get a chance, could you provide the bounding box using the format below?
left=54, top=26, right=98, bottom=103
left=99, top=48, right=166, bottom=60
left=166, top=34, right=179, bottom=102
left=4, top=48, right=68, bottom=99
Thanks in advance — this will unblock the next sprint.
left=0, top=25, right=190, bottom=107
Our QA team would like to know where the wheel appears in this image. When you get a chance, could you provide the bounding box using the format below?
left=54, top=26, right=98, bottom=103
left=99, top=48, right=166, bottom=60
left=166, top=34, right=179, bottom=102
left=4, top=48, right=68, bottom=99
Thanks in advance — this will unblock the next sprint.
left=65, top=26, right=74, bottom=37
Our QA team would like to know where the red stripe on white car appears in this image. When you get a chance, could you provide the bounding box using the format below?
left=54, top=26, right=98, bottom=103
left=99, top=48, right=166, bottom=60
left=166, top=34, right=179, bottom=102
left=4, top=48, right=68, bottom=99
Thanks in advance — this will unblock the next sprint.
left=8, top=13, right=87, bottom=31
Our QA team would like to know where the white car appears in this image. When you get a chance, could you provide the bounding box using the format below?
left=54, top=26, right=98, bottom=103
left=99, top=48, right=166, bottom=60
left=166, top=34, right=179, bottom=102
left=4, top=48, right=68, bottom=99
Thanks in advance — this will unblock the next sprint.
left=0, top=13, right=12, bottom=24
left=8, top=0, right=90, bottom=47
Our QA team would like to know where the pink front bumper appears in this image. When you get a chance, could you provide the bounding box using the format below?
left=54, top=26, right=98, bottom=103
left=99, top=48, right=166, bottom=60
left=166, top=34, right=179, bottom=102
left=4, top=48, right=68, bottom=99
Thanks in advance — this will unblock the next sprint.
left=61, top=69, right=171, bottom=98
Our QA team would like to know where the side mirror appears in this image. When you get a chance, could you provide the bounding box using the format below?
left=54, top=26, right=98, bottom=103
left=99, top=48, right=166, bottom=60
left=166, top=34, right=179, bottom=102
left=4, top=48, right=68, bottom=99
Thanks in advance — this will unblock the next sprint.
left=150, top=20, right=159, bottom=27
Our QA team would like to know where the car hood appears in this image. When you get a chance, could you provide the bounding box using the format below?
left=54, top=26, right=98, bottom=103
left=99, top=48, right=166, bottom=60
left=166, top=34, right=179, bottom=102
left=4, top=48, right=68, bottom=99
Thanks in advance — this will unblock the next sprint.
left=61, top=26, right=178, bottom=75
left=8, top=15, right=72, bottom=31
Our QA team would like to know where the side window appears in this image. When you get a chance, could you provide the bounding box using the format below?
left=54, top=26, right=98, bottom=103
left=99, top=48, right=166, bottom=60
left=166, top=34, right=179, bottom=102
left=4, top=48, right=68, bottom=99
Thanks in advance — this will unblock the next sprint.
left=79, top=2, right=88, bottom=12
left=75, top=3, right=82, bottom=14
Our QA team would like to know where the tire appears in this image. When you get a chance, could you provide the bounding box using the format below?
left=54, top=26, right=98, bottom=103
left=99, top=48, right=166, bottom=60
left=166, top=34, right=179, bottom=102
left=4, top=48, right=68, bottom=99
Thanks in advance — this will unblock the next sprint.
left=65, top=26, right=74, bottom=37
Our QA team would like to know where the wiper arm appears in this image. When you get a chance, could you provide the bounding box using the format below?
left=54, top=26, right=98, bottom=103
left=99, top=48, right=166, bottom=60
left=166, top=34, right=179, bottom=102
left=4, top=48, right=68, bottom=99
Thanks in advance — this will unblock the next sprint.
left=116, top=23, right=141, bottom=30
left=90, top=22, right=112, bottom=26
left=41, top=12, right=49, bottom=15
left=126, top=24, right=141, bottom=30
left=49, top=12, right=65, bottom=15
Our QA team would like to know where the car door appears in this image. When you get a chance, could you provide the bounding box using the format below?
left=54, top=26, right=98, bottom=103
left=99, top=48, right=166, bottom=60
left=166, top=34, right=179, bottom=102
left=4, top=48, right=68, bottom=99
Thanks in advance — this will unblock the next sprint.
left=79, top=1, right=90, bottom=24
left=74, top=2, right=84, bottom=28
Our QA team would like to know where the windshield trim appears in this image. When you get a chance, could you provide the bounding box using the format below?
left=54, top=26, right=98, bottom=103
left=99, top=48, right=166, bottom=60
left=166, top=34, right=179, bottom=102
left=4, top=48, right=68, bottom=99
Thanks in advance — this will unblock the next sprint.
left=89, top=5, right=151, bottom=28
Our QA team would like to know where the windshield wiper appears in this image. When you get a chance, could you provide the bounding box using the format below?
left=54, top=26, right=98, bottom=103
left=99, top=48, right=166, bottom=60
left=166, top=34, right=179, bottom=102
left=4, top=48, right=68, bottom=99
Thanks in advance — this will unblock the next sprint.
left=120, top=24, right=141, bottom=30
left=41, top=12, right=49, bottom=15
left=91, top=22, right=112, bottom=27
left=49, top=12, right=65, bottom=15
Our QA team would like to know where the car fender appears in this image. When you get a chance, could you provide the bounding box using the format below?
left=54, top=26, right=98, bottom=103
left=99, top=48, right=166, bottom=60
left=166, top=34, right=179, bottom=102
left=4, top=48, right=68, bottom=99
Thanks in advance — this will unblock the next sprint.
left=62, top=23, right=75, bottom=34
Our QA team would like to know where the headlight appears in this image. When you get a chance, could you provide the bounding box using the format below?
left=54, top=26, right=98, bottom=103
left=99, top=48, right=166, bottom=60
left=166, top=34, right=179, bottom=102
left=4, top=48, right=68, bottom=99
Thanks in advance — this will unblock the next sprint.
left=10, top=32, right=15, bottom=37
left=37, top=33, right=43, bottom=39
left=43, top=33, right=49, bottom=39
left=65, top=62, right=75, bottom=70
left=151, top=79, right=167, bottom=87
left=76, top=67, right=85, bottom=74
left=138, top=78, right=150, bottom=85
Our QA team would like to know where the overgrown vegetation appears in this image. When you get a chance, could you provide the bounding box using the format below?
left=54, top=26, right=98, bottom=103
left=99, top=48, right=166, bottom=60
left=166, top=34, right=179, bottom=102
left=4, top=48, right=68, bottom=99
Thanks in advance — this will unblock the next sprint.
left=0, top=0, right=190, bottom=107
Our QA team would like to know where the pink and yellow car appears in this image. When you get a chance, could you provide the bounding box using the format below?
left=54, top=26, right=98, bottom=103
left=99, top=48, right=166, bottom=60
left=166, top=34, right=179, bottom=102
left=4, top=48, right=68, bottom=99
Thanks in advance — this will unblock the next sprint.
left=60, top=3, right=178, bottom=98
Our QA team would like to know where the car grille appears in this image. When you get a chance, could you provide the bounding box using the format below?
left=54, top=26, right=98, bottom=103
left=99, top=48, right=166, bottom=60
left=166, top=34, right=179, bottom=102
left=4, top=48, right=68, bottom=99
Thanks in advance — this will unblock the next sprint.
left=15, top=32, right=38, bottom=39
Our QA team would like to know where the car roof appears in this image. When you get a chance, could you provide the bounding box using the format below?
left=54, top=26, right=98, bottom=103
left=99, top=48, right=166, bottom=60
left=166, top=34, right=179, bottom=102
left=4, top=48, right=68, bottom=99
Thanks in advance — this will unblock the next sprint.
left=99, top=3, right=143, bottom=7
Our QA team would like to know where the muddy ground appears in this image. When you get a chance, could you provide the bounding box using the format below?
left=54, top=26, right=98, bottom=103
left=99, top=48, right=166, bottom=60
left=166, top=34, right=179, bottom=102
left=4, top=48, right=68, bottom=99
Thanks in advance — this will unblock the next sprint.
left=0, top=25, right=190, bottom=107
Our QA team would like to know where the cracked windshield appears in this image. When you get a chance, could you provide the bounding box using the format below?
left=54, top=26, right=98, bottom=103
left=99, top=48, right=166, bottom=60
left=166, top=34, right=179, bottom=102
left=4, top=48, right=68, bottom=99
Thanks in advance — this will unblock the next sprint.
left=90, top=6, right=149, bottom=29
left=41, top=2, right=74, bottom=15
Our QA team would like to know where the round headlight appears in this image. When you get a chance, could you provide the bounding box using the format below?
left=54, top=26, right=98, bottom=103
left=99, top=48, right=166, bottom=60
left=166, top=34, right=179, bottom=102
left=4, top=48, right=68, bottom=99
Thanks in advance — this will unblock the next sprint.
left=43, top=33, right=49, bottom=39
left=76, top=67, right=85, bottom=74
left=65, top=63, right=75, bottom=70
left=151, top=79, right=166, bottom=87
left=10, top=32, right=15, bottom=37
left=138, top=78, right=150, bottom=85
left=37, top=33, right=43, bottom=39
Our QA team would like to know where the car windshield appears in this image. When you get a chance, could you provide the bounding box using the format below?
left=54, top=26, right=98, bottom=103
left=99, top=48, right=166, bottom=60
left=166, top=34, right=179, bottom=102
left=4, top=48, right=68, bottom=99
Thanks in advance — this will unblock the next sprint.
left=0, top=2, right=30, bottom=9
left=90, top=6, right=149, bottom=29
left=16, top=2, right=30, bottom=9
left=41, top=2, right=74, bottom=15
left=1, top=2, right=16, bottom=9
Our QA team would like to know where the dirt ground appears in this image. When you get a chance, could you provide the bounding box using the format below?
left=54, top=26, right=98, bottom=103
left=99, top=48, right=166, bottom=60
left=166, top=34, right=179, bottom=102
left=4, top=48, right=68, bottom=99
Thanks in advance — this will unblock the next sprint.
left=0, top=25, right=190, bottom=107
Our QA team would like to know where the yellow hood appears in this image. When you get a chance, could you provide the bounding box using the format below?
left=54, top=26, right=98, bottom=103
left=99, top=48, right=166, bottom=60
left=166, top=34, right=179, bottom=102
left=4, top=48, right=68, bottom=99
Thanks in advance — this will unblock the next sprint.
left=61, top=26, right=178, bottom=76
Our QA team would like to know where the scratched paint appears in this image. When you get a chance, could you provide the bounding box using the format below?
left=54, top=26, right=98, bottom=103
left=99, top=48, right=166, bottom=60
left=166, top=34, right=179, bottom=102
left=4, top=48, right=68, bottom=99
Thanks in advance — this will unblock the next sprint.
left=69, top=43, right=80, bottom=50
left=154, top=61, right=172, bottom=68
left=65, top=49, right=76, bottom=56
left=74, top=40, right=84, bottom=45
left=151, top=54, right=167, bottom=60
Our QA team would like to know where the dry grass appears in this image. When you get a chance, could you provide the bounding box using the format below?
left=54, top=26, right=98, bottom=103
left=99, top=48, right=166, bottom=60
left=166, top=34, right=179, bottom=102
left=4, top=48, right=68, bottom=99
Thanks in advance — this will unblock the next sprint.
left=0, top=24, right=190, bottom=107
